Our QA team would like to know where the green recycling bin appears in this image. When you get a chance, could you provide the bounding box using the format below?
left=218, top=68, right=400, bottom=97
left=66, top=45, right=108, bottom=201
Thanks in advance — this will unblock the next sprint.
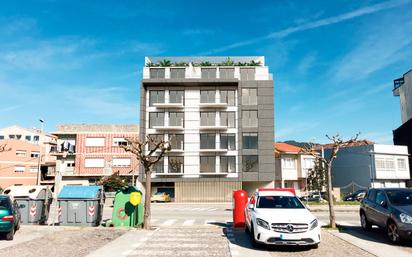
left=112, top=186, right=144, bottom=227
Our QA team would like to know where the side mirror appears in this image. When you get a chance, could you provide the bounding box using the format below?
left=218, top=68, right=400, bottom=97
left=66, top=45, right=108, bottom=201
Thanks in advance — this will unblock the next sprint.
left=248, top=203, right=254, bottom=209
left=380, top=200, right=387, bottom=208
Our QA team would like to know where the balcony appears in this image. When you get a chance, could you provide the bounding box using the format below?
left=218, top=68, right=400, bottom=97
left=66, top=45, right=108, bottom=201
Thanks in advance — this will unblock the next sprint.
left=199, top=125, right=227, bottom=131
left=199, top=102, right=228, bottom=109
left=153, top=102, right=184, bottom=109
left=152, top=125, right=184, bottom=131
left=50, top=144, right=76, bottom=155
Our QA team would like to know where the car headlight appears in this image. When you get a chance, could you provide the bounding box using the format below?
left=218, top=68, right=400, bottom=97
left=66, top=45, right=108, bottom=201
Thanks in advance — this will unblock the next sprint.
left=256, top=218, right=270, bottom=230
left=309, top=219, right=318, bottom=230
left=400, top=213, right=412, bottom=224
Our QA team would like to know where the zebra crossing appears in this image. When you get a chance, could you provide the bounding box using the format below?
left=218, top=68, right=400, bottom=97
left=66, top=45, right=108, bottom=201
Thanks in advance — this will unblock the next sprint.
left=156, top=207, right=221, bottom=212
left=151, top=218, right=231, bottom=227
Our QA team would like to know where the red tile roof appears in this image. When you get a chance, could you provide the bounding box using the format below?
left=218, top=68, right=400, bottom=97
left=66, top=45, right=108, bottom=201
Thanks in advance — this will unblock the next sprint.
left=274, top=143, right=302, bottom=153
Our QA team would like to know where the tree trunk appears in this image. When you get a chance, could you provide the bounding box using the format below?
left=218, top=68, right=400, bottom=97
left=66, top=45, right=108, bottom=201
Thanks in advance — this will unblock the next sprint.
left=143, top=167, right=152, bottom=229
left=327, top=164, right=336, bottom=228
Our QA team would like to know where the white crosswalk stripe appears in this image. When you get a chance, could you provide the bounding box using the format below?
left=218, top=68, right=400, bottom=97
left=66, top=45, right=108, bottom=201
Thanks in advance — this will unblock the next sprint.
left=183, top=219, right=195, bottom=226
left=161, top=219, right=177, bottom=226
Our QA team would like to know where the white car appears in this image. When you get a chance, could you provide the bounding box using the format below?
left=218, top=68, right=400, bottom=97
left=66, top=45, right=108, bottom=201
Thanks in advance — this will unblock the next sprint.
left=245, top=189, right=321, bottom=248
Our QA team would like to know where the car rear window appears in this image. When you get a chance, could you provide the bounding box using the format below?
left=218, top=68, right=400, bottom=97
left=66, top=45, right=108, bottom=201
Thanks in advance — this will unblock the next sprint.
left=0, top=198, right=11, bottom=209
left=256, top=196, right=304, bottom=209
left=386, top=190, right=412, bottom=206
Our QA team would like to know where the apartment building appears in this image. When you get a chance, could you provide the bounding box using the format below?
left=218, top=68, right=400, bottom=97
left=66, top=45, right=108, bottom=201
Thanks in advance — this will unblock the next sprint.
left=274, top=143, right=315, bottom=196
left=140, top=56, right=275, bottom=202
left=0, top=125, right=56, bottom=188
left=393, top=69, right=412, bottom=183
left=52, top=124, right=139, bottom=192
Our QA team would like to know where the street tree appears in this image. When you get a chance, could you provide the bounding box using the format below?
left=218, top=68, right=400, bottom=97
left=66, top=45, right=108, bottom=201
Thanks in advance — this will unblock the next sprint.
left=301, top=133, right=359, bottom=229
left=121, top=136, right=171, bottom=229
left=306, top=158, right=327, bottom=192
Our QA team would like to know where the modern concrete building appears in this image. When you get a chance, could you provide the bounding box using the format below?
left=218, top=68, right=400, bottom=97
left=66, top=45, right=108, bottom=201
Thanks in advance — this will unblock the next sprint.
left=393, top=69, right=412, bottom=183
left=274, top=143, right=315, bottom=196
left=52, top=124, right=139, bottom=193
left=327, top=143, right=410, bottom=194
left=0, top=125, right=57, bottom=188
left=140, top=56, right=275, bottom=202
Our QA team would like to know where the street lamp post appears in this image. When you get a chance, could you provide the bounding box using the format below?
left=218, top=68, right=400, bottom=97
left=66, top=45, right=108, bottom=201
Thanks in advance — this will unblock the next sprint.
left=36, top=119, right=45, bottom=185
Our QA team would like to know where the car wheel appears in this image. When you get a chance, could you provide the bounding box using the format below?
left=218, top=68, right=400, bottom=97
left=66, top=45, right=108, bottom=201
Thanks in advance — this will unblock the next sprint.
left=360, top=212, right=372, bottom=231
left=5, top=227, right=14, bottom=241
left=312, top=243, right=319, bottom=249
left=15, top=221, right=20, bottom=231
left=387, top=221, right=401, bottom=244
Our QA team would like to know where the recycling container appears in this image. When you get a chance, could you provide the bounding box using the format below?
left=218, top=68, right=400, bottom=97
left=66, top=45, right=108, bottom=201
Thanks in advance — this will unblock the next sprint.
left=57, top=185, right=104, bottom=226
left=4, top=185, right=53, bottom=225
left=112, top=186, right=144, bottom=227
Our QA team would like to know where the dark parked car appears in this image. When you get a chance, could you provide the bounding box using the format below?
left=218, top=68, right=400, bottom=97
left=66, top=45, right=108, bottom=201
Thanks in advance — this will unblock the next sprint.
left=360, top=188, right=412, bottom=244
left=0, top=195, right=21, bottom=240
left=344, top=190, right=367, bottom=201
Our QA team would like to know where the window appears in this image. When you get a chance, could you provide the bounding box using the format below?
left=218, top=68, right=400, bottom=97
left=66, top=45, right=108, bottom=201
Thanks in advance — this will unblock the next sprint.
left=242, top=133, right=258, bottom=149
left=16, top=150, right=26, bottom=157
left=14, top=166, right=25, bottom=172
left=85, top=137, right=105, bottom=147
left=220, top=112, right=235, bottom=128
left=397, top=159, right=407, bottom=170
left=112, top=158, right=131, bottom=167
left=113, top=137, right=128, bottom=146
left=200, top=90, right=216, bottom=103
left=169, top=134, right=184, bottom=150
left=29, top=166, right=38, bottom=173
left=241, top=88, right=257, bottom=105
left=219, top=68, right=235, bottom=79
left=169, top=112, right=184, bottom=127
left=200, top=134, right=216, bottom=149
left=150, top=68, right=165, bottom=79
left=67, top=162, right=75, bottom=167
left=153, top=158, right=164, bottom=173
left=148, top=134, right=164, bottom=150
left=375, top=190, right=386, bottom=205
left=200, top=112, right=216, bottom=126
left=220, top=90, right=235, bottom=105
left=31, top=151, right=40, bottom=158
left=386, top=158, right=395, bottom=170
left=149, top=90, right=165, bottom=106
left=170, top=68, right=185, bottom=79
left=256, top=196, right=304, bottom=209
left=200, top=156, right=216, bottom=173
left=169, top=156, right=184, bottom=173
left=221, top=156, right=236, bottom=173
left=169, top=90, right=184, bottom=104
left=283, top=157, right=296, bottom=169
left=375, top=157, right=396, bottom=171
left=201, top=68, right=216, bottom=79
left=25, top=135, right=31, bottom=141
left=376, top=158, right=385, bottom=170
left=33, top=136, right=39, bottom=142
left=220, top=134, right=236, bottom=150
left=240, top=68, right=255, bottom=80
left=303, top=158, right=315, bottom=169
left=242, top=111, right=258, bottom=127
left=0, top=135, right=4, bottom=140
left=243, top=155, right=258, bottom=172
left=149, top=112, right=165, bottom=128
left=84, top=158, right=105, bottom=168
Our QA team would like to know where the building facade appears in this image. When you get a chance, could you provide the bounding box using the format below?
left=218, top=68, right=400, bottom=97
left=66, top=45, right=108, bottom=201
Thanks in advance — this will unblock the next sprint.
left=52, top=124, right=139, bottom=192
left=274, top=143, right=315, bottom=196
left=140, top=56, right=275, bottom=202
left=0, top=125, right=56, bottom=188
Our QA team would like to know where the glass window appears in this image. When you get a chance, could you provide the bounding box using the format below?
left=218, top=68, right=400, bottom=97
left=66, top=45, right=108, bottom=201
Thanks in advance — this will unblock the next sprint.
left=243, top=155, right=258, bottom=172
left=219, top=68, right=235, bottom=79
left=153, top=158, right=164, bottom=173
left=397, top=159, right=406, bottom=170
left=257, top=196, right=304, bottom=209
left=112, top=158, right=131, bottom=167
left=283, top=157, right=296, bottom=169
left=220, top=112, right=235, bottom=128
left=148, top=134, right=164, bottom=150
left=367, top=190, right=376, bottom=202
left=149, top=90, right=165, bottom=106
left=25, top=135, right=31, bottom=141
left=14, top=166, right=25, bottom=172
left=169, top=134, right=184, bottom=150
left=169, top=90, right=184, bottom=104
left=33, top=136, right=39, bottom=142
left=169, top=112, right=184, bottom=127
left=375, top=190, right=386, bottom=205
left=240, top=68, right=255, bottom=80
left=220, top=134, right=236, bottom=150
left=85, top=137, right=105, bottom=147
left=200, top=112, right=216, bottom=126
left=200, top=156, right=216, bottom=173
left=168, top=156, right=184, bottom=173
left=149, top=112, right=165, bottom=128
left=200, top=90, right=216, bottom=103
left=242, top=111, right=258, bottom=127
left=0, top=135, right=4, bottom=140
left=201, top=68, right=216, bottom=79
left=31, top=151, right=40, bottom=158
left=170, top=68, right=185, bottom=79
left=220, top=90, right=235, bottom=106
left=200, top=134, right=216, bottom=149
left=113, top=137, right=128, bottom=146
left=375, top=158, right=385, bottom=170
left=84, top=158, right=105, bottom=168
left=242, top=133, right=258, bottom=149
left=386, top=189, right=412, bottom=205
left=241, top=88, right=257, bottom=105
left=16, top=150, right=26, bottom=157
left=303, top=158, right=315, bottom=169
left=220, top=156, right=236, bottom=173
left=150, top=68, right=165, bottom=79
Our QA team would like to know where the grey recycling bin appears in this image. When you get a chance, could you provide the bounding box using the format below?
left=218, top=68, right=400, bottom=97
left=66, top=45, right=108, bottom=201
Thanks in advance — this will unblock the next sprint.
left=3, top=186, right=53, bottom=225
left=57, top=185, right=104, bottom=226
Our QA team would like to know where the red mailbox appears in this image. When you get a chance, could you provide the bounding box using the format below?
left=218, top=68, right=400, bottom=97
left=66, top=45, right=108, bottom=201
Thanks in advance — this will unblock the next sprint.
left=232, top=190, right=248, bottom=227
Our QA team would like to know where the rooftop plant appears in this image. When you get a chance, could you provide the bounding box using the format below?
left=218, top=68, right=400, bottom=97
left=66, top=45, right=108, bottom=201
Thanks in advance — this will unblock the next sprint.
left=159, top=59, right=172, bottom=67
left=173, top=62, right=189, bottom=67
left=220, top=57, right=234, bottom=66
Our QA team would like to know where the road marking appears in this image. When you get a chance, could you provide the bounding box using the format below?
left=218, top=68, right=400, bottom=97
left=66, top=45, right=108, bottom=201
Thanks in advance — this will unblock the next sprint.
left=192, top=208, right=202, bottom=211
left=161, top=219, right=177, bottom=226
left=121, top=250, right=132, bottom=255
left=183, top=219, right=195, bottom=226
left=208, top=208, right=218, bottom=211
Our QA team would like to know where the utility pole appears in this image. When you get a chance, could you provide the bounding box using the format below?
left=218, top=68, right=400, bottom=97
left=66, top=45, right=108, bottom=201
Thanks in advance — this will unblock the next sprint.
left=36, top=119, right=45, bottom=185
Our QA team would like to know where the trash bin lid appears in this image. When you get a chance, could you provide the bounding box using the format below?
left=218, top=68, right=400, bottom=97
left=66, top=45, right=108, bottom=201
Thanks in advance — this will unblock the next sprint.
left=58, top=185, right=102, bottom=199
left=3, top=186, right=51, bottom=199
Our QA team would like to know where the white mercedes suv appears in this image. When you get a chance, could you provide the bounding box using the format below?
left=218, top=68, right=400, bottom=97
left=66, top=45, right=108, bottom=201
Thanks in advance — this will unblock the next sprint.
left=245, top=189, right=321, bottom=248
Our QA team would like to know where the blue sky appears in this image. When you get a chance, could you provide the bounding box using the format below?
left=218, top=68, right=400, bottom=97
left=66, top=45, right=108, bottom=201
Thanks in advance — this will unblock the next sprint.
left=1, top=0, right=411, bottom=144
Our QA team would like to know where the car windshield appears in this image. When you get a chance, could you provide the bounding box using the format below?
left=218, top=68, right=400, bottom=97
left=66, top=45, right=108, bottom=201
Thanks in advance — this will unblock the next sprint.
left=386, top=190, right=412, bottom=206
left=256, top=195, right=305, bottom=209
left=0, top=198, right=10, bottom=209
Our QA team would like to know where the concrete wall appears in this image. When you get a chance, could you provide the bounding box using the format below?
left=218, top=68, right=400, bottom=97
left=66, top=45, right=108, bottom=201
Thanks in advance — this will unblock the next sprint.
left=398, top=70, right=412, bottom=124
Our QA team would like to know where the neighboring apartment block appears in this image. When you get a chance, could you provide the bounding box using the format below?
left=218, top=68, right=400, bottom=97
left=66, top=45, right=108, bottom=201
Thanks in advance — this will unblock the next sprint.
left=393, top=69, right=412, bottom=183
left=274, top=143, right=315, bottom=196
left=52, top=124, right=139, bottom=191
left=328, top=143, right=410, bottom=194
left=140, top=56, right=275, bottom=202
left=0, top=125, right=56, bottom=188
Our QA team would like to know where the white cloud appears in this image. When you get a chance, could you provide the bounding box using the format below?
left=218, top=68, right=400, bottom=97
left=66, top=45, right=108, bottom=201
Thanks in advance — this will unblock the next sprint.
left=297, top=52, right=317, bottom=75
